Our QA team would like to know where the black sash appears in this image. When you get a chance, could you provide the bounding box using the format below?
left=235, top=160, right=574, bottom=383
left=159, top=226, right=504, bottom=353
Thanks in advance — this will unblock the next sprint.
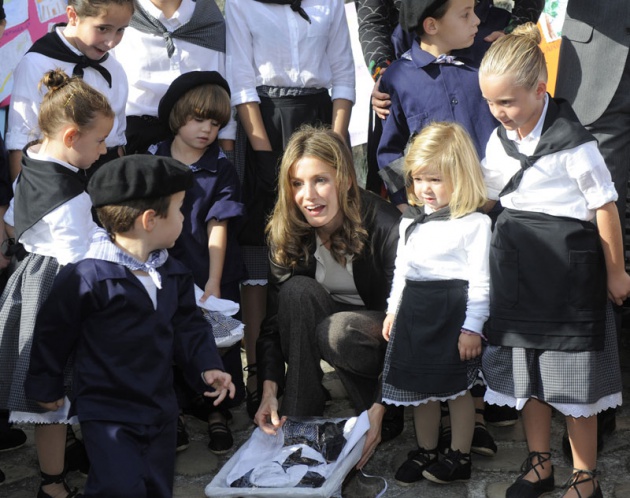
left=15, top=150, right=88, bottom=241
left=402, top=205, right=450, bottom=243
left=27, top=26, right=112, bottom=87
left=497, top=97, right=594, bottom=197
left=129, top=0, right=226, bottom=58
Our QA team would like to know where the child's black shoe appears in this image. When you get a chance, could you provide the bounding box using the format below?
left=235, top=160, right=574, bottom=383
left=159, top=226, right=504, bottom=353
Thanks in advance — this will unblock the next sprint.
left=207, top=410, right=233, bottom=455
left=506, top=451, right=554, bottom=498
left=394, top=447, right=438, bottom=485
left=422, top=449, right=471, bottom=484
left=471, top=423, right=497, bottom=457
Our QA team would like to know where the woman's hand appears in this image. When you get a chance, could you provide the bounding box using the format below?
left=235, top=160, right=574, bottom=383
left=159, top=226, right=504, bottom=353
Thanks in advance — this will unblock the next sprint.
left=254, top=381, right=287, bottom=435
left=356, top=403, right=385, bottom=469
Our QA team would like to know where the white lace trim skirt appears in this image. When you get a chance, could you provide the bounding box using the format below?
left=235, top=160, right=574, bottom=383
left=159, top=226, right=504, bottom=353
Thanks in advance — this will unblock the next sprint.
left=10, top=396, right=78, bottom=424
left=482, top=302, right=622, bottom=417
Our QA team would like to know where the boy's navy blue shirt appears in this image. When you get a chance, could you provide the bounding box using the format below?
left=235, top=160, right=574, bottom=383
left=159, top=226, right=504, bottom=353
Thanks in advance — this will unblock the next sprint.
left=25, top=256, right=224, bottom=425
left=152, top=139, right=247, bottom=290
left=377, top=41, right=497, bottom=205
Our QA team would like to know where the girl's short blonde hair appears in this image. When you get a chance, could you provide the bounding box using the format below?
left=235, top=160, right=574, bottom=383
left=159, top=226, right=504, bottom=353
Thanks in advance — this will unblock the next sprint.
left=404, top=122, right=486, bottom=217
left=479, top=22, right=547, bottom=90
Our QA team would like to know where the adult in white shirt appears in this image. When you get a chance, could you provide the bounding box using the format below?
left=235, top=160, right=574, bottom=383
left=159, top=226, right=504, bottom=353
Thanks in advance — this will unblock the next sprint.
left=112, top=0, right=235, bottom=154
left=226, top=0, right=355, bottom=418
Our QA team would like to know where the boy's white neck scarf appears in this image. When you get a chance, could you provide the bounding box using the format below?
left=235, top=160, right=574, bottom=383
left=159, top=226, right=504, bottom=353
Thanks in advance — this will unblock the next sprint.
left=86, top=229, right=168, bottom=289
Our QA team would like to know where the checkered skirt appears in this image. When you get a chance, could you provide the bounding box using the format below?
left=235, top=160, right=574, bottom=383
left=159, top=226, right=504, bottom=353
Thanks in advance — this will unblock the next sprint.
left=482, top=302, right=622, bottom=406
left=0, top=253, right=71, bottom=418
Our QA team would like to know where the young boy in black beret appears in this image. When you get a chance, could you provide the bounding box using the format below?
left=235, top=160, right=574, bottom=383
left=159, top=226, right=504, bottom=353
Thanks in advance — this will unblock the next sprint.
left=25, top=155, right=235, bottom=498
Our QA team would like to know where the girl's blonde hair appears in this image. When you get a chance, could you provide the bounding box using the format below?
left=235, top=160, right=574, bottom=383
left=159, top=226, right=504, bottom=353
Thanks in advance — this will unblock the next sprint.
left=266, top=125, right=367, bottom=268
left=479, top=22, right=547, bottom=90
left=404, top=122, right=486, bottom=217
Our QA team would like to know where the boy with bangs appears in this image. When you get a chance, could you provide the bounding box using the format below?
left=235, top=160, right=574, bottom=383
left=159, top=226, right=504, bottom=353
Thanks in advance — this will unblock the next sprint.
left=150, top=71, right=247, bottom=454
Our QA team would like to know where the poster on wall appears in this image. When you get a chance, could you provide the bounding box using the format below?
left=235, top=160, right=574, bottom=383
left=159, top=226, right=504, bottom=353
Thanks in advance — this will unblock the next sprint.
left=537, top=0, right=568, bottom=96
left=0, top=0, right=68, bottom=107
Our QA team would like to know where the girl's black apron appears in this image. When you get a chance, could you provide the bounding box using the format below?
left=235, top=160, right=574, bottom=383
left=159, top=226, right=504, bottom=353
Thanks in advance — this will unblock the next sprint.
left=488, top=208, right=606, bottom=351
left=386, top=279, right=469, bottom=394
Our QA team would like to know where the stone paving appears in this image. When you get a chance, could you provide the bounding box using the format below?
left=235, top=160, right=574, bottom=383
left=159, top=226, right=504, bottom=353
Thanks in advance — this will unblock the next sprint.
left=1, top=340, right=629, bottom=498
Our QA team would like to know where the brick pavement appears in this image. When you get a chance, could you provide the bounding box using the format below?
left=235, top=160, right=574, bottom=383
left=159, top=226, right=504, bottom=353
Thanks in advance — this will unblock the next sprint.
left=1, top=341, right=629, bottom=498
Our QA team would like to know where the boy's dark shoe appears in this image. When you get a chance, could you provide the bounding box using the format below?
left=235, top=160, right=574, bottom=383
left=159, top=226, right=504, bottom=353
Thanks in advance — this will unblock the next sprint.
left=176, top=417, right=190, bottom=452
left=484, top=403, right=518, bottom=427
left=208, top=409, right=233, bottom=455
left=0, top=428, right=27, bottom=452
left=381, top=404, right=404, bottom=443
left=65, top=427, right=90, bottom=476
left=471, top=424, right=497, bottom=457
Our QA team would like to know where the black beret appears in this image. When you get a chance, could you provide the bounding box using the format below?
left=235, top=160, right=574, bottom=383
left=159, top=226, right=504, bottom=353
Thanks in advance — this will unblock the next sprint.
left=399, top=0, right=448, bottom=33
left=88, top=155, right=193, bottom=207
left=158, top=70, right=231, bottom=124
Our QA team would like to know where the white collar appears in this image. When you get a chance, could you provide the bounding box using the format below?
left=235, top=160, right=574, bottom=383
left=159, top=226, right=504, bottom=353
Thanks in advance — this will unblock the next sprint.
left=140, top=0, right=195, bottom=25
left=56, top=26, right=83, bottom=57
left=26, top=146, right=79, bottom=173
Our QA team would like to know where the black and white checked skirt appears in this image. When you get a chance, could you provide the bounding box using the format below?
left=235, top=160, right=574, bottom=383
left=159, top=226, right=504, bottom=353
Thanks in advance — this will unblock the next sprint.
left=0, top=253, right=72, bottom=420
left=483, top=302, right=622, bottom=417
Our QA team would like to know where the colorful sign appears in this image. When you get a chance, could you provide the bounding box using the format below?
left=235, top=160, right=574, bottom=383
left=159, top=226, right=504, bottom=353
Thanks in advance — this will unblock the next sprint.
left=0, top=0, right=68, bottom=106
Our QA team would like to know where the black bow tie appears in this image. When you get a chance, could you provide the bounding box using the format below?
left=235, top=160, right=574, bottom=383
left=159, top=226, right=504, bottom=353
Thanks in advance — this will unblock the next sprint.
left=403, top=206, right=451, bottom=243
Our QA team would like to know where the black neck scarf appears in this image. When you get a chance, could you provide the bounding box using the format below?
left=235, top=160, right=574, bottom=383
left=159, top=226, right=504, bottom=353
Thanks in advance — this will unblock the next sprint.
left=27, top=26, right=112, bottom=87
left=402, top=205, right=451, bottom=243
left=497, top=96, right=594, bottom=197
left=14, top=149, right=88, bottom=241
left=129, top=0, right=226, bottom=58
left=254, top=0, right=311, bottom=23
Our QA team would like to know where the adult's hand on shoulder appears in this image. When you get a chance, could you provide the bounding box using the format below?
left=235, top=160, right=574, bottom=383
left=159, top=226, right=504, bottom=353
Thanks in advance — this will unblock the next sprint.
left=484, top=30, right=506, bottom=43
left=371, top=73, right=391, bottom=120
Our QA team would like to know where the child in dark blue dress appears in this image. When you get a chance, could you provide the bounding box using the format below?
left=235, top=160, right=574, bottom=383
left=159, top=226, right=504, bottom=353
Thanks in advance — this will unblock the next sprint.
left=150, top=71, right=246, bottom=453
